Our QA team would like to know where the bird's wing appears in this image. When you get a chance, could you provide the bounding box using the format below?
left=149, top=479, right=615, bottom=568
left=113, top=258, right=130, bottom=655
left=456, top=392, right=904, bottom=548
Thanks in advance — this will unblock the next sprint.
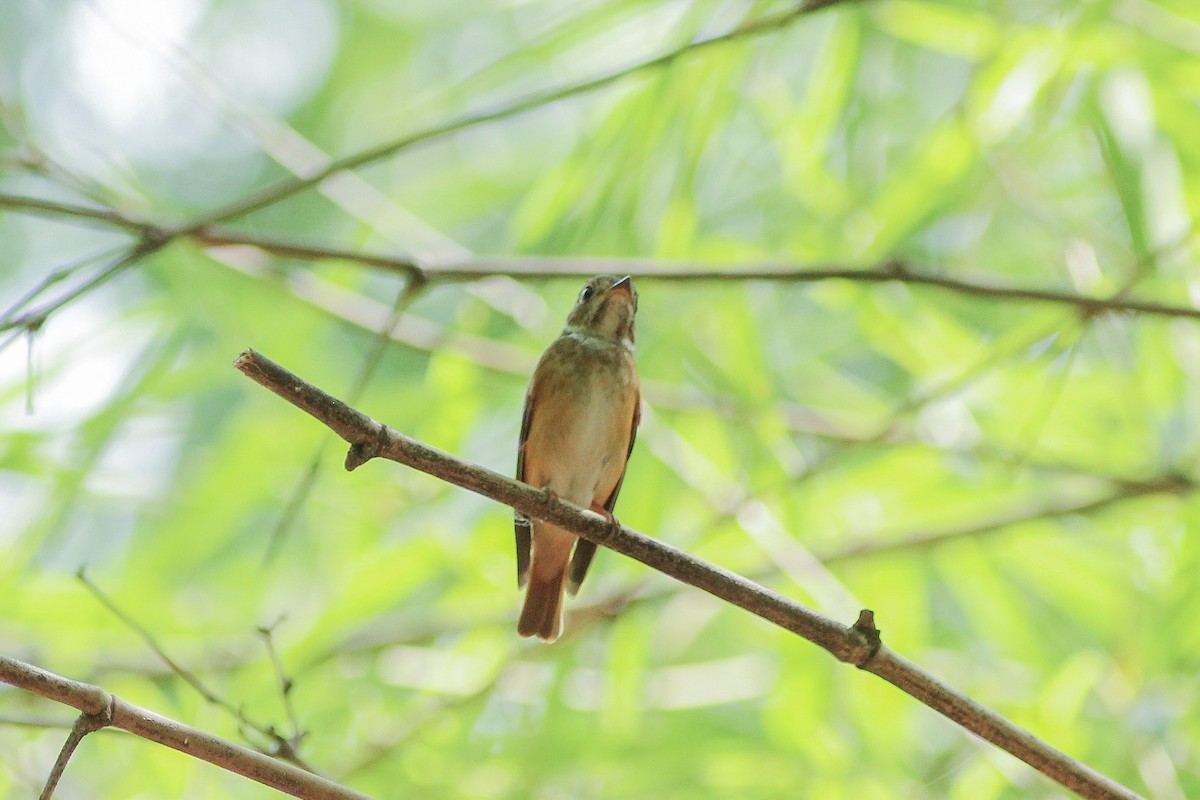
left=567, top=386, right=641, bottom=596
left=514, top=384, right=535, bottom=588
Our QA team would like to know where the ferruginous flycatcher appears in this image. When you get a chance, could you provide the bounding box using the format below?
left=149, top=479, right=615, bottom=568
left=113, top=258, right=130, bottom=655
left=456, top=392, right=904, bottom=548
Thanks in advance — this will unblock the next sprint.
left=515, top=275, right=641, bottom=641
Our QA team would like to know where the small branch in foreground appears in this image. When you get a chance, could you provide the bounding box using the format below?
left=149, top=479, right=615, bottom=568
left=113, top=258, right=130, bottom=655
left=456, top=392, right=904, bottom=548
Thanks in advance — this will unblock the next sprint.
left=0, top=656, right=370, bottom=800
left=233, top=348, right=1146, bottom=800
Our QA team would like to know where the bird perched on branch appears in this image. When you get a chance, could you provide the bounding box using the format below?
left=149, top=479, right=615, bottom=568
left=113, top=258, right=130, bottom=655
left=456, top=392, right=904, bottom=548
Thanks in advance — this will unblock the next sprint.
left=515, top=275, right=641, bottom=641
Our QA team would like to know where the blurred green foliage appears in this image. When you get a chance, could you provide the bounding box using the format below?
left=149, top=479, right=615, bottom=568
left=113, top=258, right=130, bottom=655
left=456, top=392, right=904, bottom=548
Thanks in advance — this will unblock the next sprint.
left=2, top=0, right=1199, bottom=797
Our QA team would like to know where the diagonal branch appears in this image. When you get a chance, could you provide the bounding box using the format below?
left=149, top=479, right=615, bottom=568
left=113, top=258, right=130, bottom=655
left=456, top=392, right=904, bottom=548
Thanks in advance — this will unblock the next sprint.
left=233, top=347, right=1145, bottom=800
left=186, top=0, right=861, bottom=229
left=0, top=656, right=371, bottom=800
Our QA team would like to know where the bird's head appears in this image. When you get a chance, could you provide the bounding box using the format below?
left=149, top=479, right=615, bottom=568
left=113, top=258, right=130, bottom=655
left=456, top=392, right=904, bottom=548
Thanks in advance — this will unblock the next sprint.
left=563, top=275, right=637, bottom=347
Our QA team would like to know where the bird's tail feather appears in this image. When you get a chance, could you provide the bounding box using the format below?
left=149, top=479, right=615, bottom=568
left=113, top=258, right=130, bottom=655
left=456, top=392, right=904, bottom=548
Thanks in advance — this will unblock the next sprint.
left=518, top=567, right=566, bottom=642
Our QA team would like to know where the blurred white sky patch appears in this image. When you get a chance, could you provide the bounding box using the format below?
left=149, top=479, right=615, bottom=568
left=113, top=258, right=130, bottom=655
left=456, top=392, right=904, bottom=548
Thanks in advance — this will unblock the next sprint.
left=26, top=0, right=338, bottom=188
left=1, top=300, right=134, bottom=429
left=68, top=0, right=207, bottom=131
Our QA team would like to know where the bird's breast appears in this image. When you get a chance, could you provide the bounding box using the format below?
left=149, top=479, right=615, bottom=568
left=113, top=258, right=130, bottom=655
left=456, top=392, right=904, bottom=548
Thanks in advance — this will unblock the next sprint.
left=523, top=339, right=637, bottom=506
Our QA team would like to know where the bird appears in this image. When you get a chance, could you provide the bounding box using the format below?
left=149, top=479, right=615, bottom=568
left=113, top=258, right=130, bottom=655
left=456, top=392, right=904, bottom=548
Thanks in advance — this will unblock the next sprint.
left=515, top=275, right=641, bottom=641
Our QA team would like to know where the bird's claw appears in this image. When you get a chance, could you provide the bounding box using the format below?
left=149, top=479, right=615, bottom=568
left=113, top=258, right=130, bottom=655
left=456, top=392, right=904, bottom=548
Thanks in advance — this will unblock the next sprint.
left=590, top=503, right=622, bottom=536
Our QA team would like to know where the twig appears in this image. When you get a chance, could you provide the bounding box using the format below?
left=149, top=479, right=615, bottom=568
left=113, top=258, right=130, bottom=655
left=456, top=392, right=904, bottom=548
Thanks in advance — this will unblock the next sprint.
left=194, top=227, right=1200, bottom=321
left=39, top=697, right=114, bottom=800
left=233, top=348, right=1146, bottom=800
left=0, top=656, right=371, bottom=800
left=301, top=476, right=1190, bottom=665
left=6, top=192, right=1199, bottom=333
left=78, top=569, right=231, bottom=710
left=185, top=1, right=857, bottom=229
left=76, top=569, right=315, bottom=770
left=212, top=249, right=1169, bottom=494
left=263, top=277, right=427, bottom=562
left=0, top=193, right=153, bottom=234
left=257, top=617, right=302, bottom=746
left=0, top=232, right=172, bottom=334
left=0, top=245, right=128, bottom=326
left=819, top=476, right=1193, bottom=562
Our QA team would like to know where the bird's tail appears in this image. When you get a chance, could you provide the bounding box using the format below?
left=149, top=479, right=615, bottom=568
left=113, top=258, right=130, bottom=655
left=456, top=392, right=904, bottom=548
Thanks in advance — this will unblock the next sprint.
left=518, top=523, right=576, bottom=642
left=518, top=559, right=568, bottom=642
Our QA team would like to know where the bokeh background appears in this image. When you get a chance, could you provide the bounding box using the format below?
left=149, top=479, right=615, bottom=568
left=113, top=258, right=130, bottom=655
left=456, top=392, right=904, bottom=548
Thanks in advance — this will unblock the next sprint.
left=2, top=0, right=1199, bottom=797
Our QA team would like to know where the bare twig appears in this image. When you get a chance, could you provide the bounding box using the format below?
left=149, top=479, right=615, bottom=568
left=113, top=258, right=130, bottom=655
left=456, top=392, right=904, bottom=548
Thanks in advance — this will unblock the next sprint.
left=0, top=232, right=172, bottom=334
left=75, top=472, right=1184, bottom=688
left=301, top=475, right=1190, bottom=665
left=0, top=656, right=371, bottom=800
left=77, top=569, right=315, bottom=770
left=193, top=227, right=1200, bottom=321
left=0, top=245, right=129, bottom=327
left=0, top=193, right=153, bottom=234
left=234, top=348, right=1145, bottom=800
left=820, top=476, right=1193, bottom=562
left=39, top=698, right=114, bottom=800
left=257, top=617, right=302, bottom=746
left=212, top=250, right=1170, bottom=494
left=264, top=277, right=427, bottom=561
left=5, top=192, right=1199, bottom=334
left=186, top=1, right=858, bottom=230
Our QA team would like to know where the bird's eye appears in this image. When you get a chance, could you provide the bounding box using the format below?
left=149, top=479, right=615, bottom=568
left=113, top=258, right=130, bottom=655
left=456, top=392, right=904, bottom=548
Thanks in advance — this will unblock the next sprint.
left=580, top=285, right=595, bottom=302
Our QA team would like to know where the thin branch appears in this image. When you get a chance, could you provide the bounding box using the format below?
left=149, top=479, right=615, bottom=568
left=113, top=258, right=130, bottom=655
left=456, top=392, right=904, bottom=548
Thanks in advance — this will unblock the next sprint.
left=820, top=476, right=1193, bottom=562
left=306, top=474, right=1189, bottom=665
left=212, top=248, right=1167, bottom=494
left=0, top=193, right=154, bottom=233
left=194, top=227, right=1200, bottom=321
left=39, top=699, right=114, bottom=800
left=0, top=656, right=371, bottom=800
left=263, top=277, right=427, bottom=562
left=186, top=0, right=858, bottom=229
left=0, top=232, right=173, bottom=334
left=0, top=245, right=129, bottom=326
left=77, top=569, right=315, bottom=770
left=78, top=470, right=1182, bottom=685
left=234, top=348, right=1145, bottom=800
left=257, top=619, right=303, bottom=748
left=5, top=192, right=1199, bottom=329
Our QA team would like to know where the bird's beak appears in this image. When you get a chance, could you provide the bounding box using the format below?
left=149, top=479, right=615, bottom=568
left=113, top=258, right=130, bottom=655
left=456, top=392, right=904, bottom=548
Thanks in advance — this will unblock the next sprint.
left=610, top=275, right=633, bottom=297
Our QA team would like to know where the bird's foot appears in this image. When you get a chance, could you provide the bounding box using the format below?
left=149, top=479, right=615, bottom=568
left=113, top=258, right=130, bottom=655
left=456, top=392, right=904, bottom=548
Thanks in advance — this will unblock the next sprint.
left=590, top=502, right=622, bottom=536
left=541, top=487, right=561, bottom=506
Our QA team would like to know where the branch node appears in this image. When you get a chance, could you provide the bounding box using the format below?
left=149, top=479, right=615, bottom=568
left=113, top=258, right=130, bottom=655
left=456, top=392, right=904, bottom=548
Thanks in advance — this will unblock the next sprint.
left=1077, top=301, right=1105, bottom=322
left=139, top=225, right=174, bottom=250
left=76, top=692, right=116, bottom=734
left=345, top=425, right=387, bottom=471
left=848, top=608, right=883, bottom=668
left=39, top=694, right=115, bottom=800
